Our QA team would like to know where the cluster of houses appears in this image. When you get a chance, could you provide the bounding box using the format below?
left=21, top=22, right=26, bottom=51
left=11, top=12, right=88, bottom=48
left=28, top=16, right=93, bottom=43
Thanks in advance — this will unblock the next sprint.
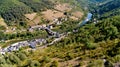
left=44, top=27, right=60, bottom=38
left=52, top=17, right=68, bottom=25
left=28, top=17, right=69, bottom=38
left=0, top=38, right=46, bottom=54
left=28, top=16, right=68, bottom=31
left=0, top=16, right=68, bottom=55
left=29, top=24, right=60, bottom=38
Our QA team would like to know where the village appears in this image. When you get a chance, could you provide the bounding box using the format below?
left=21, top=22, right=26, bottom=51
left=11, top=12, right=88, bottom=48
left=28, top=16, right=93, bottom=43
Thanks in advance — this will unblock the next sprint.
left=0, top=14, right=69, bottom=54
left=0, top=12, right=93, bottom=55
left=0, top=3, right=86, bottom=55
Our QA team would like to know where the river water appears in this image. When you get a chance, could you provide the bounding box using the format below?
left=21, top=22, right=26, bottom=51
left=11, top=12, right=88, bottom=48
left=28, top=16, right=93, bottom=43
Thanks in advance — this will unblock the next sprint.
left=80, top=13, right=93, bottom=27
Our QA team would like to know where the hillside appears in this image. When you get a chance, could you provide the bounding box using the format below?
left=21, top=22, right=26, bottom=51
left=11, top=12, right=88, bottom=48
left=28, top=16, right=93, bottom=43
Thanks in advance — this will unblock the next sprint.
left=98, top=0, right=120, bottom=14
left=0, top=0, right=84, bottom=43
left=0, top=0, right=33, bottom=25
left=0, top=14, right=120, bottom=67
left=0, top=0, right=120, bottom=67
left=0, top=0, right=54, bottom=26
left=0, top=0, right=85, bottom=27
left=91, top=0, right=120, bottom=19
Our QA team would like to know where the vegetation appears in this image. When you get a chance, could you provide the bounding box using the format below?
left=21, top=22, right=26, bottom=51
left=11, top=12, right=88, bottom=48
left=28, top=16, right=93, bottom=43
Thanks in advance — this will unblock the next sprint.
left=0, top=0, right=120, bottom=67
left=0, top=13, right=120, bottom=66
left=0, top=30, right=47, bottom=47
left=0, top=0, right=32, bottom=26
left=91, top=0, right=120, bottom=19
left=19, top=0, right=54, bottom=12
left=0, top=0, right=54, bottom=26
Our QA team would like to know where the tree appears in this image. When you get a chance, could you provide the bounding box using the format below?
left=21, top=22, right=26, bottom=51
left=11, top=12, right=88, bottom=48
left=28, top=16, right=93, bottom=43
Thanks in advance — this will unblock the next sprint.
left=18, top=53, right=27, bottom=61
left=8, top=53, right=21, bottom=64
left=105, top=25, right=118, bottom=39
left=0, top=58, right=6, bottom=64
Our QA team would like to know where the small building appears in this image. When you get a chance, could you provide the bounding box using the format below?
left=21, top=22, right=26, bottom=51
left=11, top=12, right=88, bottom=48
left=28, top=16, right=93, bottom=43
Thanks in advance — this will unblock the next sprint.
left=28, top=28, right=34, bottom=32
left=47, top=25, right=53, bottom=29
left=29, top=42, right=36, bottom=49
left=56, top=21, right=62, bottom=25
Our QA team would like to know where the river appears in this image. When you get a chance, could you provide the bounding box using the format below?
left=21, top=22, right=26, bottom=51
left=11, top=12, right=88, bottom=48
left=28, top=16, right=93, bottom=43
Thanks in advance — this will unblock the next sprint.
left=80, top=13, right=93, bottom=27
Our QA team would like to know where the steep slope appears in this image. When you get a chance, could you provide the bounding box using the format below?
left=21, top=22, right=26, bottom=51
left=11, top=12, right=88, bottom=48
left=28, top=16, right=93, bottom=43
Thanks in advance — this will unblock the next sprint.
left=0, top=0, right=33, bottom=25
left=98, top=0, right=120, bottom=14
left=19, top=0, right=54, bottom=12
left=0, top=0, right=54, bottom=26
left=0, top=0, right=84, bottom=27
left=92, top=0, right=120, bottom=18
left=0, top=0, right=120, bottom=67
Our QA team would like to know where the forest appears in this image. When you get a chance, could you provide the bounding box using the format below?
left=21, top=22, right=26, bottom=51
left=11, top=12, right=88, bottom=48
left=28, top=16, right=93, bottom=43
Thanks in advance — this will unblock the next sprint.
left=0, top=0, right=54, bottom=26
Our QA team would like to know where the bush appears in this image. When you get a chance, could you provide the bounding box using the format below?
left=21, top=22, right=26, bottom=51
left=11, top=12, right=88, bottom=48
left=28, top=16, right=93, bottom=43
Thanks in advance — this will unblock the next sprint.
left=0, top=58, right=6, bottom=64
left=39, top=56, right=51, bottom=63
left=87, top=60, right=104, bottom=67
left=112, top=55, right=120, bottom=63
left=65, top=53, right=74, bottom=60
left=85, top=42, right=97, bottom=49
left=50, top=60, right=59, bottom=67
left=17, top=53, right=27, bottom=61
left=30, top=60, right=40, bottom=67
left=8, top=53, right=21, bottom=64
left=104, top=60, right=113, bottom=67
left=0, top=64, right=13, bottom=67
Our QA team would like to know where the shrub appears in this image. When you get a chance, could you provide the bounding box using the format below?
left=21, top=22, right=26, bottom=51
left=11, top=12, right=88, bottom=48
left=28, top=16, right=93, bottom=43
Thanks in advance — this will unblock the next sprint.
left=112, top=55, right=120, bottom=63
left=50, top=60, right=59, bottom=67
left=65, top=53, right=74, bottom=60
left=39, top=56, right=51, bottom=63
left=17, top=53, right=27, bottom=61
left=30, top=60, right=40, bottom=67
left=87, top=59, right=104, bottom=67
left=8, top=53, right=21, bottom=64
left=85, top=42, right=97, bottom=49
left=0, top=58, right=6, bottom=64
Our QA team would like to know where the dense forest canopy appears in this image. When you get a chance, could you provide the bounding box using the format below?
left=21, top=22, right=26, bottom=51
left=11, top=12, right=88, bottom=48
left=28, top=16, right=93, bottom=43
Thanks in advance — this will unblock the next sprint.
left=0, top=0, right=54, bottom=26
left=90, top=0, right=120, bottom=19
